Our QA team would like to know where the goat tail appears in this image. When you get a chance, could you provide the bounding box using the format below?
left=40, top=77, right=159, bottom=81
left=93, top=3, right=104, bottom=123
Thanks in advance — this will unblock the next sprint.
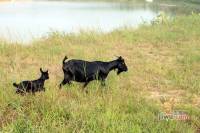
left=63, top=56, right=68, bottom=64
left=13, top=83, right=19, bottom=88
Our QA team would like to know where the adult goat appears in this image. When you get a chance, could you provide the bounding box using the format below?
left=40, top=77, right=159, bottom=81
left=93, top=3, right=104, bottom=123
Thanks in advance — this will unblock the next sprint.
left=59, top=56, right=128, bottom=90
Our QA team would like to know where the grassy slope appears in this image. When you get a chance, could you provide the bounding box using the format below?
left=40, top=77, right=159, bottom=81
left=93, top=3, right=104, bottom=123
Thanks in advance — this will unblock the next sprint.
left=0, top=15, right=200, bottom=132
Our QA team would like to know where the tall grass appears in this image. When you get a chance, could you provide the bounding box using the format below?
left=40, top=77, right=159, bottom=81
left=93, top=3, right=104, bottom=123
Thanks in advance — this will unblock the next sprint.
left=0, top=14, right=200, bottom=132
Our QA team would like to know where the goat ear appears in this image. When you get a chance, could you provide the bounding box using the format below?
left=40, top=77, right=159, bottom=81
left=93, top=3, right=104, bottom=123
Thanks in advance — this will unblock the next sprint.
left=116, top=56, right=122, bottom=61
left=119, top=56, right=124, bottom=61
left=40, top=68, right=43, bottom=73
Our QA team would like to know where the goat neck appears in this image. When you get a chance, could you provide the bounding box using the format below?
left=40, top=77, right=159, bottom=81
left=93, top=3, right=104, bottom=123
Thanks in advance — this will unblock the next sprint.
left=39, top=74, right=47, bottom=82
left=107, top=60, right=118, bottom=71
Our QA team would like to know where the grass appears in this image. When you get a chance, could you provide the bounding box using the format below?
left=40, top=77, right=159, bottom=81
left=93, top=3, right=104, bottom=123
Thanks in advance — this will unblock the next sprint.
left=0, top=14, right=200, bottom=132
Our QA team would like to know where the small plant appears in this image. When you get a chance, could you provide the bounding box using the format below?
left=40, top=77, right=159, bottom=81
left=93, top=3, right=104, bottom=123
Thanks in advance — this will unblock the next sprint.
left=160, top=96, right=175, bottom=113
left=151, top=12, right=170, bottom=25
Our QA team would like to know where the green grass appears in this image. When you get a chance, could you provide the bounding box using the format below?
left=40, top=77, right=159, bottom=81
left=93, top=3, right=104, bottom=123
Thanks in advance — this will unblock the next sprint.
left=0, top=14, right=200, bottom=132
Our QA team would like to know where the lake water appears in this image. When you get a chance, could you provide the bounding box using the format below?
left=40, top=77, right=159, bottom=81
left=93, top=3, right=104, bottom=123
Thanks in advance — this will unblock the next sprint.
left=0, top=1, right=199, bottom=42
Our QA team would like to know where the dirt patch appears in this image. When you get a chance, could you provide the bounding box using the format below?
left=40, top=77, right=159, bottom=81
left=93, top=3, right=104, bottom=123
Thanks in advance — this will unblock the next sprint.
left=147, top=89, right=200, bottom=108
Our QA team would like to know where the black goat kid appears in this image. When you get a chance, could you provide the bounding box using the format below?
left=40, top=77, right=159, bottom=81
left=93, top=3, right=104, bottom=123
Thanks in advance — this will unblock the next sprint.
left=13, top=68, right=49, bottom=94
left=59, top=56, right=128, bottom=89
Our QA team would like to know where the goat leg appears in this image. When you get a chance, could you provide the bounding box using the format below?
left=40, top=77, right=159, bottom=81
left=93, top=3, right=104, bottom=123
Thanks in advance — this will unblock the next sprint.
left=82, top=82, right=89, bottom=93
left=43, top=87, right=45, bottom=92
left=83, top=82, right=89, bottom=88
left=59, top=79, right=68, bottom=89
left=101, top=80, right=106, bottom=86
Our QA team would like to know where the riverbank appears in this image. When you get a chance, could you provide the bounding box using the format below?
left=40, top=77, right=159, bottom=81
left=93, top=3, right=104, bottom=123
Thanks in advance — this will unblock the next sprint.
left=0, top=14, right=200, bottom=132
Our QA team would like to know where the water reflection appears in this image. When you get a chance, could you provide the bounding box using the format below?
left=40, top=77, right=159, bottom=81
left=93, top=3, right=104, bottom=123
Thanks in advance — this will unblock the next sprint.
left=0, top=1, right=199, bottom=42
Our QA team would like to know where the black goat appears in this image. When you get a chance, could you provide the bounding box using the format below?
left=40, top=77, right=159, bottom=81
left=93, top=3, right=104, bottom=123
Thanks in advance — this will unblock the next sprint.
left=59, top=56, right=128, bottom=90
left=13, top=68, right=49, bottom=94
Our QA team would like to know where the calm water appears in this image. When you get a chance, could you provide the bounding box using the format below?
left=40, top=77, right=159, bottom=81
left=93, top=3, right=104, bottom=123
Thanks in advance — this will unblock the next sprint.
left=0, top=1, right=199, bottom=42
